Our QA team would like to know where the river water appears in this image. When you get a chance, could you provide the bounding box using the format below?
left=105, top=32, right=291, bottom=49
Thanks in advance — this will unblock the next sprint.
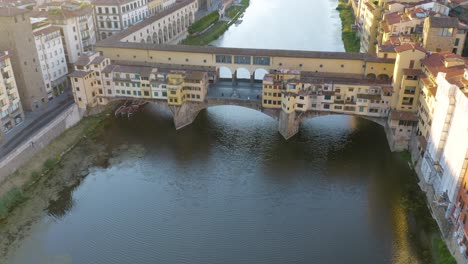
left=4, top=0, right=424, bottom=263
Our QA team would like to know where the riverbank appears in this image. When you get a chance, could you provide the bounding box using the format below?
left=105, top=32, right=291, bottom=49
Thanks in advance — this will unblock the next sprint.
left=398, top=152, right=456, bottom=264
left=0, top=108, right=111, bottom=221
left=182, top=0, right=250, bottom=46
left=336, top=0, right=360, bottom=52
left=0, top=109, right=115, bottom=262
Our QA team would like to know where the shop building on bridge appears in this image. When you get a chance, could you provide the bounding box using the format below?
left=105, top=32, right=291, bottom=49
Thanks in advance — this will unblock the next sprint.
left=69, top=51, right=210, bottom=109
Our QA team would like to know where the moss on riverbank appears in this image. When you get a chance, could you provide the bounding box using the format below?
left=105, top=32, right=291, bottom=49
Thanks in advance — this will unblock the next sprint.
left=183, top=21, right=230, bottom=45
left=182, top=0, right=250, bottom=46
left=397, top=152, right=456, bottom=264
left=336, top=0, right=360, bottom=52
left=188, top=11, right=220, bottom=34
left=0, top=108, right=112, bottom=221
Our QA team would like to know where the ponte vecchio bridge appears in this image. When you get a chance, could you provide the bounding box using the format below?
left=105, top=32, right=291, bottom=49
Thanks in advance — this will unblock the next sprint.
left=73, top=15, right=403, bottom=142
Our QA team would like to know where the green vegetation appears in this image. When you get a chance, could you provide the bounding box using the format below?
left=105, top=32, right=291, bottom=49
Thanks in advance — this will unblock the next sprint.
left=183, top=21, right=229, bottom=45
left=42, top=158, right=58, bottom=172
left=433, top=237, right=457, bottom=264
left=0, top=187, right=24, bottom=220
left=226, top=5, right=243, bottom=18
left=183, top=0, right=250, bottom=46
left=79, top=2, right=91, bottom=8
left=48, top=9, right=63, bottom=15
left=398, top=166, right=456, bottom=264
left=32, top=21, right=50, bottom=30
left=188, top=11, right=220, bottom=35
left=0, top=109, right=112, bottom=221
left=336, top=0, right=360, bottom=52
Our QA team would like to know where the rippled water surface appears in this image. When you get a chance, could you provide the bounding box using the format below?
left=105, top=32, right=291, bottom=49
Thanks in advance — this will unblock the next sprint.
left=7, top=106, right=420, bottom=263
left=5, top=0, right=423, bottom=263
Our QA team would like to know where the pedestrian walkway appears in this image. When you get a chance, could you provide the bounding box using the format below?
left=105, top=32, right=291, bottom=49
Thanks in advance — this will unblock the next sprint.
left=0, top=92, right=74, bottom=159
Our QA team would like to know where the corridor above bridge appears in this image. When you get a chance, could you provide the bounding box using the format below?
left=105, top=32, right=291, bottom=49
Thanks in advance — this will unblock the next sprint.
left=96, top=35, right=396, bottom=79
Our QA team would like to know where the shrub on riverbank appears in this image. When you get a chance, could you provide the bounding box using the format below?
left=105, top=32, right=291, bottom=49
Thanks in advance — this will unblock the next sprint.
left=226, top=5, right=243, bottom=18
left=0, top=108, right=112, bottom=221
left=336, top=0, right=360, bottom=52
left=0, top=187, right=24, bottom=219
left=188, top=11, right=219, bottom=34
left=183, top=21, right=229, bottom=45
left=433, top=237, right=457, bottom=264
left=183, top=0, right=250, bottom=46
left=398, top=159, right=456, bottom=264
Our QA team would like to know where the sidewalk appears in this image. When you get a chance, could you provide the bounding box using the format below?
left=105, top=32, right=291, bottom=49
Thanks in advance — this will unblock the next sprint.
left=0, top=92, right=74, bottom=159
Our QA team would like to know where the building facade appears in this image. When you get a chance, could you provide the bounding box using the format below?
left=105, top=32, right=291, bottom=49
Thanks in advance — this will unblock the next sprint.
left=118, top=0, right=198, bottom=44
left=421, top=69, right=468, bottom=228
left=423, top=16, right=467, bottom=56
left=69, top=51, right=209, bottom=109
left=33, top=24, right=68, bottom=99
left=148, top=0, right=177, bottom=15
left=0, top=51, right=24, bottom=142
left=94, top=0, right=150, bottom=40
left=34, top=2, right=97, bottom=64
left=0, top=8, right=48, bottom=111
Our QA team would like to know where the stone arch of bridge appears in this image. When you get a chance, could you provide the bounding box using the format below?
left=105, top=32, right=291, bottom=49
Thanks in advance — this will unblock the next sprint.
left=298, top=111, right=386, bottom=128
left=377, top=74, right=390, bottom=81
left=109, top=98, right=278, bottom=129
left=218, top=66, right=233, bottom=79
left=205, top=104, right=279, bottom=120
left=235, top=67, right=251, bottom=80
left=254, top=68, right=269, bottom=81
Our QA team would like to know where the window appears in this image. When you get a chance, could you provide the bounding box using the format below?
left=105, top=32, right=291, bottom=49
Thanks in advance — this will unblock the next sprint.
left=234, top=55, right=251, bottom=64
left=216, top=55, right=232, bottom=63
left=253, top=56, right=270, bottom=65
left=438, top=28, right=453, bottom=37
left=409, top=60, right=415, bottom=69
left=404, top=86, right=416, bottom=95
left=455, top=38, right=460, bottom=46
left=78, top=97, right=82, bottom=101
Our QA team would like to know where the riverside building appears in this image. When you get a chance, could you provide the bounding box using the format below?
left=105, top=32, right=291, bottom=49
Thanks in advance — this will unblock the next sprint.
left=93, top=0, right=150, bottom=40
left=33, top=24, right=68, bottom=99
left=0, top=8, right=49, bottom=111
left=33, top=2, right=97, bottom=64
left=68, top=51, right=209, bottom=109
left=0, top=51, right=24, bottom=141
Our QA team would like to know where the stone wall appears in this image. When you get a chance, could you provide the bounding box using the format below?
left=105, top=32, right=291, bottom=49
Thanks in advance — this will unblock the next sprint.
left=0, top=104, right=83, bottom=183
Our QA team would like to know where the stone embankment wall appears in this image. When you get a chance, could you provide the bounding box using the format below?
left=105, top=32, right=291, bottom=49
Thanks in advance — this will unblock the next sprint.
left=0, top=104, right=83, bottom=183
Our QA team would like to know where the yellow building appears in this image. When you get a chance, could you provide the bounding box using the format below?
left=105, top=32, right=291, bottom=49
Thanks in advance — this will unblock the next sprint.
left=182, top=71, right=208, bottom=103
left=360, top=1, right=383, bottom=54
left=391, top=43, right=427, bottom=112
left=262, top=69, right=299, bottom=109
left=166, top=72, right=184, bottom=105
left=423, top=16, right=465, bottom=55
left=69, top=52, right=209, bottom=109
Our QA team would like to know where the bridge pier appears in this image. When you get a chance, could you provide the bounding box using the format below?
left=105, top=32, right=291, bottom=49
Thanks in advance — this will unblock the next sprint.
left=250, top=74, right=254, bottom=85
left=278, top=110, right=300, bottom=140
left=172, top=102, right=206, bottom=130
left=232, top=71, right=237, bottom=86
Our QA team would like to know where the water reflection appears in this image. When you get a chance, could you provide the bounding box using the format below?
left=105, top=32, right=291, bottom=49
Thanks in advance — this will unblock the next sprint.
left=6, top=106, right=421, bottom=264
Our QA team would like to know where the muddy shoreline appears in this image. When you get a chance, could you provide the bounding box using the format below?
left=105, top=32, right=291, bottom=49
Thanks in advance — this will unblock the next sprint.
left=0, top=112, right=114, bottom=263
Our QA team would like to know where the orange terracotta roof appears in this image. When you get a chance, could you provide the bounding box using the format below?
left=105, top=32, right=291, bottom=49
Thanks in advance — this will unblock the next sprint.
left=394, top=43, right=426, bottom=53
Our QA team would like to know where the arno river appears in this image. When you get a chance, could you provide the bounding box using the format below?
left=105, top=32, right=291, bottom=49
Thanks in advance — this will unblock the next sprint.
left=4, top=0, right=424, bottom=263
